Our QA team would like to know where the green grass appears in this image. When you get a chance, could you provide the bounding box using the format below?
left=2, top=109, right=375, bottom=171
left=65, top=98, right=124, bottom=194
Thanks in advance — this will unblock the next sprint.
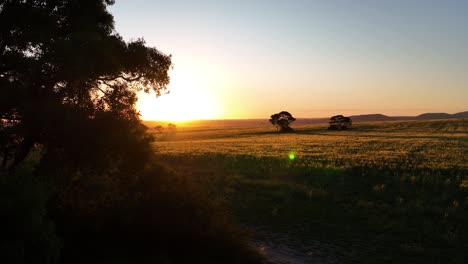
left=152, top=119, right=468, bottom=263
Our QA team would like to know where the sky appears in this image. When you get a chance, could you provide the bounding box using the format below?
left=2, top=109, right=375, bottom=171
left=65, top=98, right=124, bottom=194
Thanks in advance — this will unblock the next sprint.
left=109, top=0, right=468, bottom=120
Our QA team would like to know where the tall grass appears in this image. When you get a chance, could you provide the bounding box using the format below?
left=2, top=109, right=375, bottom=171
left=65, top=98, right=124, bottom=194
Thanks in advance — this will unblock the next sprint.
left=153, top=119, right=468, bottom=263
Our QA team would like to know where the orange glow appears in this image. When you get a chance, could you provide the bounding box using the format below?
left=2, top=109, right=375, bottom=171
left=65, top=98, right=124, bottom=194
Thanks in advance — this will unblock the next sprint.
left=137, top=61, right=220, bottom=121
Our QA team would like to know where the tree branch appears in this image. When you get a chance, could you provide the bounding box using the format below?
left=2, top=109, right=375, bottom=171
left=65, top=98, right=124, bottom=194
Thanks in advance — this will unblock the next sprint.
left=98, top=74, right=142, bottom=83
left=95, top=85, right=109, bottom=95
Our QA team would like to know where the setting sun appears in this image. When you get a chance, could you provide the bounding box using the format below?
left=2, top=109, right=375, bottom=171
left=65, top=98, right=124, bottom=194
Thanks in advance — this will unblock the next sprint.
left=136, top=62, right=220, bottom=121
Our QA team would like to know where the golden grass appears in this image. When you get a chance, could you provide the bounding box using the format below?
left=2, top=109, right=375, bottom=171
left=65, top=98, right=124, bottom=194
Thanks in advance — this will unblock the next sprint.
left=151, top=119, right=468, bottom=170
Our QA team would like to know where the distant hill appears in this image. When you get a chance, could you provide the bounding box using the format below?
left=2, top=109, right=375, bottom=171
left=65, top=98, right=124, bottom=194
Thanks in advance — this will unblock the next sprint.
left=143, top=111, right=467, bottom=128
left=417, top=113, right=453, bottom=120
left=415, top=111, right=468, bottom=120
left=349, top=114, right=394, bottom=122
left=307, top=111, right=467, bottom=124
left=452, top=111, right=468, bottom=118
left=346, top=111, right=468, bottom=123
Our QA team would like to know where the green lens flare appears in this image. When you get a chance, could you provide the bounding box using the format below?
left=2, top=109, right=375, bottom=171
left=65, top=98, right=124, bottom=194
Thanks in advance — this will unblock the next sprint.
left=289, top=153, right=295, bottom=160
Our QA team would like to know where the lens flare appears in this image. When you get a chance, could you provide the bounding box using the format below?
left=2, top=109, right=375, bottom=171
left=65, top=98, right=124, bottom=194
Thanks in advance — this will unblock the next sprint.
left=289, top=153, right=295, bottom=160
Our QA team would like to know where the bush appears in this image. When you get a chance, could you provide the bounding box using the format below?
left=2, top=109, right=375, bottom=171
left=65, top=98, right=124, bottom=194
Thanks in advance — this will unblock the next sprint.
left=52, top=162, right=262, bottom=264
left=0, top=169, right=61, bottom=264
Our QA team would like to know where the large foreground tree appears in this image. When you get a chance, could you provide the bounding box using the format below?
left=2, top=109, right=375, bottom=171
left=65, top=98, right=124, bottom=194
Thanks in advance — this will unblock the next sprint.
left=0, top=0, right=172, bottom=173
left=0, top=2, right=262, bottom=264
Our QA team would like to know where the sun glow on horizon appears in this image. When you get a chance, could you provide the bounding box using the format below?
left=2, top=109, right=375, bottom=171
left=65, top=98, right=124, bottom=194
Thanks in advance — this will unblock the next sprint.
left=137, top=62, right=220, bottom=121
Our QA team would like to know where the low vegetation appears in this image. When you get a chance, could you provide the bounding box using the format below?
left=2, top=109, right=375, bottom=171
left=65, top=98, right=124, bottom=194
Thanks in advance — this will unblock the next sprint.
left=0, top=147, right=263, bottom=264
left=151, top=119, right=468, bottom=263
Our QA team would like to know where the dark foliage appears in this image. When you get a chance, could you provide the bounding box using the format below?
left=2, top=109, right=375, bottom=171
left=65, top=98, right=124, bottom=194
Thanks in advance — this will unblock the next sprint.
left=0, top=1, right=261, bottom=263
left=0, top=168, right=61, bottom=264
left=153, top=125, right=164, bottom=133
left=52, top=163, right=262, bottom=263
left=0, top=0, right=171, bottom=173
left=269, top=111, right=296, bottom=132
left=167, top=122, right=177, bottom=133
left=328, top=115, right=352, bottom=130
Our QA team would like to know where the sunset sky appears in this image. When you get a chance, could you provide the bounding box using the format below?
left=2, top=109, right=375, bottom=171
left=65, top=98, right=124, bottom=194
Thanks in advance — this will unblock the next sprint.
left=110, top=0, right=468, bottom=120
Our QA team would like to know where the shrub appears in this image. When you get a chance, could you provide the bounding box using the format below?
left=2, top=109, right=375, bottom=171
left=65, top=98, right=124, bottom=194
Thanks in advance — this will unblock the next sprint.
left=0, top=169, right=61, bottom=264
left=52, top=162, right=262, bottom=264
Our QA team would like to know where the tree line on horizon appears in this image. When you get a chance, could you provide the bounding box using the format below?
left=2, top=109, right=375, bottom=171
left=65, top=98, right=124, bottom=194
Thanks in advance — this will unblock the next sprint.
left=269, top=111, right=352, bottom=132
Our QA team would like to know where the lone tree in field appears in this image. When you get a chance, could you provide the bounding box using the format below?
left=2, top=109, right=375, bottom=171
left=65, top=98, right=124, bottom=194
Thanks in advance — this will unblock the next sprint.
left=154, top=125, right=164, bottom=133
left=269, top=111, right=296, bottom=132
left=167, top=123, right=177, bottom=135
left=167, top=123, right=177, bottom=131
left=328, top=115, right=352, bottom=130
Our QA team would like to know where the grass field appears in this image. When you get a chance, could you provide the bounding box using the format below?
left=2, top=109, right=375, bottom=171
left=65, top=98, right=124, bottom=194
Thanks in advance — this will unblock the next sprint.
left=150, top=119, right=468, bottom=263
left=153, top=119, right=467, bottom=170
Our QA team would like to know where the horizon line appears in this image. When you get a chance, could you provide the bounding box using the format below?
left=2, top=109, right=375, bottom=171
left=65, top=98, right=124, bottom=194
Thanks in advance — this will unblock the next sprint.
left=141, top=110, right=467, bottom=123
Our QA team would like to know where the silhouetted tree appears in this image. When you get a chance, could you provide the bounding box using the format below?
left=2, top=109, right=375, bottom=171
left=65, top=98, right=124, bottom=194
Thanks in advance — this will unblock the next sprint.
left=328, top=115, right=352, bottom=130
left=269, top=111, right=296, bottom=132
left=166, top=123, right=177, bottom=138
left=167, top=123, right=177, bottom=131
left=0, top=2, right=262, bottom=264
left=154, top=125, right=164, bottom=133
left=0, top=0, right=172, bottom=173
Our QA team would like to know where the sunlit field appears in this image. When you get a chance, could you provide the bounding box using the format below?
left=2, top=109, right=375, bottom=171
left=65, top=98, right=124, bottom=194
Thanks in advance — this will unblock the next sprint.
left=149, top=119, right=468, bottom=263
left=151, top=119, right=467, bottom=170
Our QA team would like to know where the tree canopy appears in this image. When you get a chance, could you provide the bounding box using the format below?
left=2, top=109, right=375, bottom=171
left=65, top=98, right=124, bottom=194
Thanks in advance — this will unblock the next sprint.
left=328, top=115, right=352, bottom=130
left=0, top=0, right=172, bottom=174
left=269, top=111, right=296, bottom=132
left=0, top=2, right=264, bottom=264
